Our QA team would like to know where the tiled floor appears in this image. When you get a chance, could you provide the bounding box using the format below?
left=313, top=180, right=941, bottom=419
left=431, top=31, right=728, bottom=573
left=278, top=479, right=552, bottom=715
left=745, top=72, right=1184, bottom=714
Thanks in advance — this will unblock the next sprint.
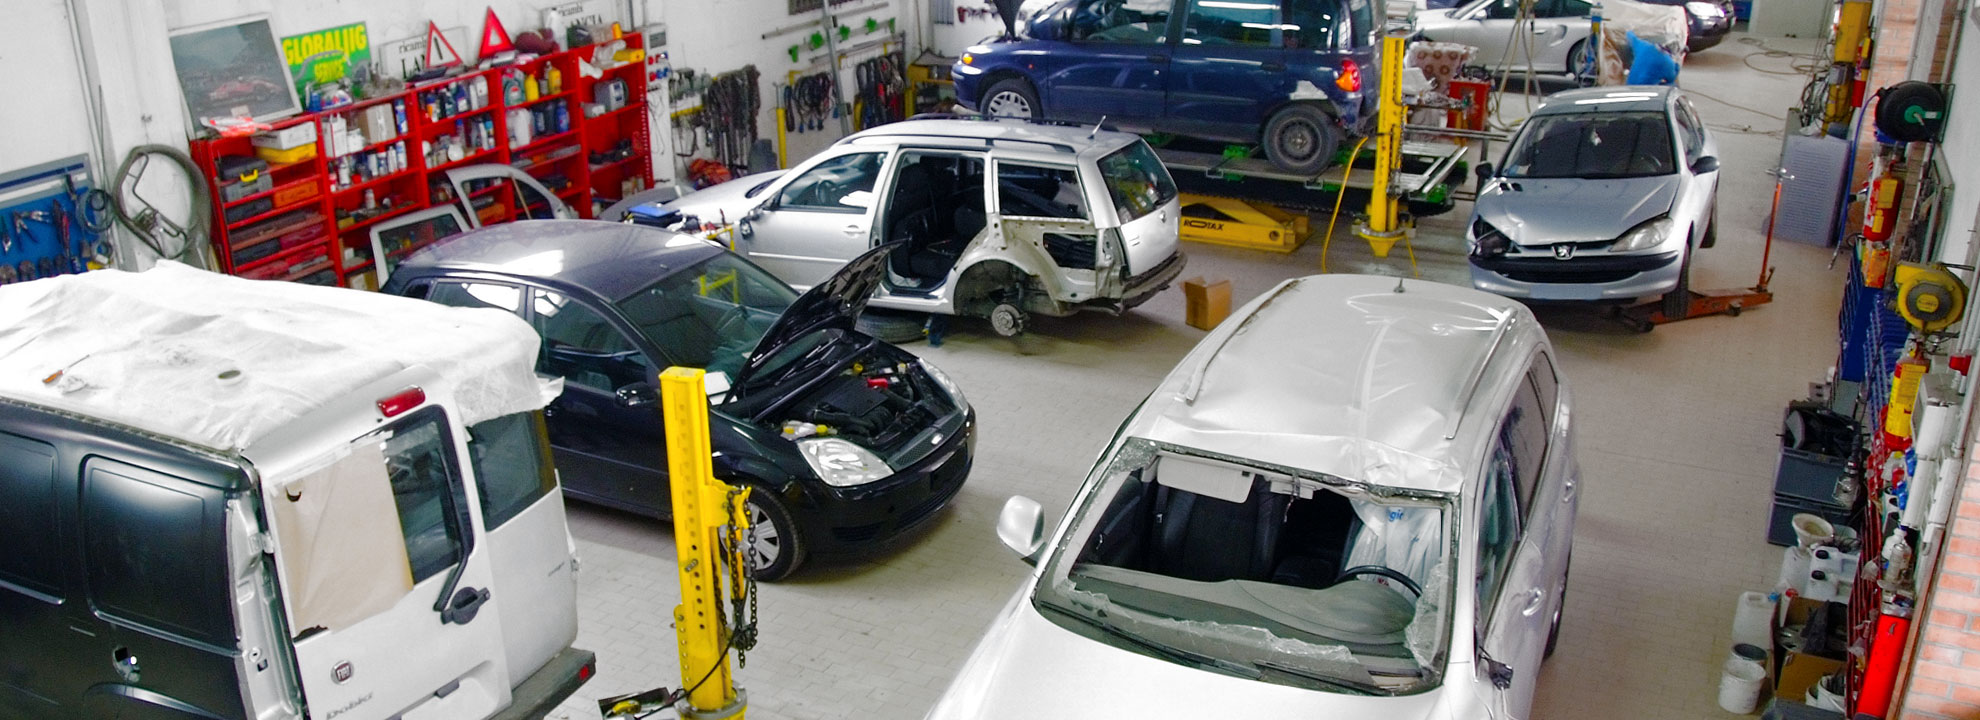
left=553, top=33, right=1837, bottom=719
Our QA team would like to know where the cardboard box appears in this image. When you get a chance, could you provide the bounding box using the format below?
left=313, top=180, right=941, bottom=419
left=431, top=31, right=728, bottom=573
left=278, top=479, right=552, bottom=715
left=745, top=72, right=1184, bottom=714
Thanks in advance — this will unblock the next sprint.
left=1775, top=652, right=1844, bottom=703
left=252, top=122, right=318, bottom=151
left=1183, top=276, right=1232, bottom=330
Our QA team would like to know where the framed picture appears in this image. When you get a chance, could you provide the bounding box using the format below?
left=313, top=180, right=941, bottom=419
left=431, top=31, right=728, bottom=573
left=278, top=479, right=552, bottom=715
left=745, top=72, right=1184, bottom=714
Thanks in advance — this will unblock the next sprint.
left=169, top=15, right=303, bottom=130
left=370, top=206, right=470, bottom=284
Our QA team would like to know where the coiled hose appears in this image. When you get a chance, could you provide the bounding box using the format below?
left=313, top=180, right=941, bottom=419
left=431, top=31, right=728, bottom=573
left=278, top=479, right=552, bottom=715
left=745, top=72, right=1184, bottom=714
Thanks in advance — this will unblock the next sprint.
left=111, top=144, right=210, bottom=266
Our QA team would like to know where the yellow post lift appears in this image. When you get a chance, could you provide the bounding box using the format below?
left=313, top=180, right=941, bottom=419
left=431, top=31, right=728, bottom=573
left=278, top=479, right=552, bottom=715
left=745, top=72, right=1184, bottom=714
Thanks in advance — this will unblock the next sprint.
left=603, top=367, right=755, bottom=719
left=1353, top=32, right=1418, bottom=274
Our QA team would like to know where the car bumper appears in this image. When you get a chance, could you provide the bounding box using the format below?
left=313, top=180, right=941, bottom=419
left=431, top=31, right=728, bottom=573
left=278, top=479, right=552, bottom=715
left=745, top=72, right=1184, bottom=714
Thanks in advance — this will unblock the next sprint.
left=1690, top=16, right=1732, bottom=47
left=1122, top=252, right=1187, bottom=303
left=1469, top=250, right=1683, bottom=301
left=489, top=647, right=596, bottom=720
left=805, top=408, right=976, bottom=552
left=953, top=64, right=987, bottom=108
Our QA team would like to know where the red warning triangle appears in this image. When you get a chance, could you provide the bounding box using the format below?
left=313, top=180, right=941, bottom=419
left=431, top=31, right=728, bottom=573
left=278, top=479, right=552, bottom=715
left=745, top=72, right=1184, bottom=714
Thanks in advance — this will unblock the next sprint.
left=425, top=21, right=463, bottom=68
left=479, top=8, right=515, bottom=60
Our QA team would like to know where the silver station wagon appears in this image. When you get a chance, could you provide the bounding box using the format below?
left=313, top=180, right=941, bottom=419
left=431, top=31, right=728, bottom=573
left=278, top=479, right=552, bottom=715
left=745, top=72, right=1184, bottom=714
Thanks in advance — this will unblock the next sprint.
left=931, top=274, right=1579, bottom=719
left=636, top=118, right=1187, bottom=336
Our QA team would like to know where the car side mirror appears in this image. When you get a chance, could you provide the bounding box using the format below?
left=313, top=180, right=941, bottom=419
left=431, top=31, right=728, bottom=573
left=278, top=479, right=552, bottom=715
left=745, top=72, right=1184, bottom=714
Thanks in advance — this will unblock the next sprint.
left=1475, top=162, right=1495, bottom=191
left=616, top=382, right=658, bottom=407
left=997, top=495, right=1046, bottom=565
left=1690, top=155, right=1720, bottom=174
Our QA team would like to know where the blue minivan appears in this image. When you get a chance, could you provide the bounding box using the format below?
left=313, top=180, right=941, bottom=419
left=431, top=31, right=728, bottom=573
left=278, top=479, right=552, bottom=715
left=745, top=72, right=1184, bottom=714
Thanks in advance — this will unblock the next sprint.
left=953, top=0, right=1378, bottom=174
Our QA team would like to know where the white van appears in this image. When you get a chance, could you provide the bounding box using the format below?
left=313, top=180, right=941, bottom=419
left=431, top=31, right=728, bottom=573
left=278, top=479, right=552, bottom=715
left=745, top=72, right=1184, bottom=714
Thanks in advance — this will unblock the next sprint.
left=0, top=262, right=592, bottom=720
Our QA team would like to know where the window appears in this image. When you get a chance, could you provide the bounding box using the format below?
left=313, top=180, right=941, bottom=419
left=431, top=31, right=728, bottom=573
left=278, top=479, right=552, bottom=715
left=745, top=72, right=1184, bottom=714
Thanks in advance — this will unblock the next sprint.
left=379, top=412, right=469, bottom=583
left=1098, top=142, right=1178, bottom=222
left=612, top=254, right=800, bottom=377
left=1287, top=0, right=1342, bottom=50
left=996, top=163, right=1088, bottom=219
left=1552, top=0, right=1594, bottom=16
left=1673, top=101, right=1707, bottom=162
left=1502, top=111, right=1677, bottom=179
left=1072, top=0, right=1172, bottom=43
left=1475, top=443, right=1521, bottom=612
left=531, top=290, right=649, bottom=393
left=1502, top=377, right=1548, bottom=519
left=1530, top=353, right=1560, bottom=426
left=1183, top=0, right=1281, bottom=46
left=428, top=281, right=524, bottom=314
left=84, top=460, right=230, bottom=645
left=1482, top=0, right=1520, bottom=20
left=777, top=152, right=886, bottom=212
left=468, top=412, right=558, bottom=529
left=0, top=433, right=61, bottom=600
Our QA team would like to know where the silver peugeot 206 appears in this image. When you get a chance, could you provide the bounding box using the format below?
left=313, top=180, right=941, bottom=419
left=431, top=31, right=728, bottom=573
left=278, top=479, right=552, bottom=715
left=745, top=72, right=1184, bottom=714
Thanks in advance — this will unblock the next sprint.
left=1467, top=86, right=1721, bottom=319
left=930, top=274, right=1579, bottom=719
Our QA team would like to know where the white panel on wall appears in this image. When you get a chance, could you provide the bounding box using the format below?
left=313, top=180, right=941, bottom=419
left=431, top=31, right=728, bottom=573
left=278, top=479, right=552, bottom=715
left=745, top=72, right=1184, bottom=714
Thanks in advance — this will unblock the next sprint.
left=1934, top=17, right=1980, bottom=265
left=1, top=0, right=97, bottom=172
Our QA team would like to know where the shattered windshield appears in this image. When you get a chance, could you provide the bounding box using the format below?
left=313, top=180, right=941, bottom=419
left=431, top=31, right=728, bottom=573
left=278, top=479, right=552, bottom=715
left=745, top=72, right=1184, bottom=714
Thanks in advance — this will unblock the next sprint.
left=1034, top=438, right=1452, bottom=695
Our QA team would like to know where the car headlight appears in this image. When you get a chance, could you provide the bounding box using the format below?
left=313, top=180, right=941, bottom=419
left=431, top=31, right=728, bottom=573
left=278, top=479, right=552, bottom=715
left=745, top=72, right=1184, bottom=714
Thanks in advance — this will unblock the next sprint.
left=1686, top=1, right=1725, bottom=16
left=798, top=438, right=894, bottom=487
left=920, top=360, right=967, bottom=409
left=1610, top=216, right=1676, bottom=252
left=1470, top=217, right=1512, bottom=257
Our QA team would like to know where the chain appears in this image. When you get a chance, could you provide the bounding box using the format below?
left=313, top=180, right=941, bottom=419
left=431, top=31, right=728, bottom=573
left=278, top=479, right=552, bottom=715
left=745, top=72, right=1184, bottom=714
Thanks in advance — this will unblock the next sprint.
left=724, top=485, right=761, bottom=668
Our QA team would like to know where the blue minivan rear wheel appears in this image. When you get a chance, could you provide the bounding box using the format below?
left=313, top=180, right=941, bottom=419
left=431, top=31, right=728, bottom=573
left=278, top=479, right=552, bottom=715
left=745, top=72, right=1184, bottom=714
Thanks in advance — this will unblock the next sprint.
left=1262, top=104, right=1341, bottom=175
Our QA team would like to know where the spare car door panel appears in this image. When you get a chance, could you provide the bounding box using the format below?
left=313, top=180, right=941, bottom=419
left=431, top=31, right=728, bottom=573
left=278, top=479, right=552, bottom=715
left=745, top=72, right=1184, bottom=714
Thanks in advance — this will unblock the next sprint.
left=744, top=151, right=891, bottom=290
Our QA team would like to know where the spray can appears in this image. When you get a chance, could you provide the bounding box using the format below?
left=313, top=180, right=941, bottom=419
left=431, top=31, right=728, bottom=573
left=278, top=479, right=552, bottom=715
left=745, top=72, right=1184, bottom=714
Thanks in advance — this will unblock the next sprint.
left=555, top=102, right=570, bottom=133
left=394, top=99, right=408, bottom=133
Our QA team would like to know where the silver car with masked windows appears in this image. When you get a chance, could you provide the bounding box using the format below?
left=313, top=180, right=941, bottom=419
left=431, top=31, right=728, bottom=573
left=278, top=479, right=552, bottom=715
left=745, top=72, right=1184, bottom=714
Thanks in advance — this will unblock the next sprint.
left=1466, top=86, right=1721, bottom=319
left=632, top=118, right=1186, bottom=337
left=930, top=274, right=1579, bottom=719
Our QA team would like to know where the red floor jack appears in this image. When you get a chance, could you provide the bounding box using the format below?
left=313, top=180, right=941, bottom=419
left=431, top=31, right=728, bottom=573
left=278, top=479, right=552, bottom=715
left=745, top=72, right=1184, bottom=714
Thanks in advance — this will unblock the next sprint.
left=1611, top=170, right=1783, bottom=332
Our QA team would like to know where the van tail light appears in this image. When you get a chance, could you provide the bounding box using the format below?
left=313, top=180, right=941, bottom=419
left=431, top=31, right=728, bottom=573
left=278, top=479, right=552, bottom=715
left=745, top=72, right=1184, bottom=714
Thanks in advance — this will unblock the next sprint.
left=1336, top=60, right=1362, bottom=93
left=376, top=387, right=426, bottom=418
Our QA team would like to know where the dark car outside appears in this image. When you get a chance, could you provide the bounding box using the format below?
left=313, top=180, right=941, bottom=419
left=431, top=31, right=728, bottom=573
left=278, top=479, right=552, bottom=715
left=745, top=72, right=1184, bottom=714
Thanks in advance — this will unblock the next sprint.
left=382, top=220, right=976, bottom=580
left=954, top=0, right=1378, bottom=175
left=1638, top=0, right=1734, bottom=50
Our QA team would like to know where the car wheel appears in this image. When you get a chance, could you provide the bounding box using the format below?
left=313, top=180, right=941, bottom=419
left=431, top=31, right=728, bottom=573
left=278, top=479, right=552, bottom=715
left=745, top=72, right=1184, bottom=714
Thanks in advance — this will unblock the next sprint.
left=988, top=302, right=1027, bottom=337
left=1701, top=202, right=1718, bottom=249
left=1262, top=105, right=1341, bottom=176
left=980, top=79, right=1041, bottom=120
left=740, top=487, right=804, bottom=582
left=1567, top=40, right=1594, bottom=86
left=1662, top=249, right=1693, bottom=321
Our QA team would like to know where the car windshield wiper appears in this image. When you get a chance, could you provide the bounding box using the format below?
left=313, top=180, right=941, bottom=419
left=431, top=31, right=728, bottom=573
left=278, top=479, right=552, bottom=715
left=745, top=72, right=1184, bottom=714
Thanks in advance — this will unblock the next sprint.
left=1037, top=600, right=1260, bottom=680
left=1253, top=659, right=1395, bottom=696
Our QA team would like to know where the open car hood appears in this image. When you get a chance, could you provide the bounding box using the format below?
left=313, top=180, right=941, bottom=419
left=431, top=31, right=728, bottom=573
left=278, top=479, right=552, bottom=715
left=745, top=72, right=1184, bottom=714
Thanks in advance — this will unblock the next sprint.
left=731, top=244, right=894, bottom=389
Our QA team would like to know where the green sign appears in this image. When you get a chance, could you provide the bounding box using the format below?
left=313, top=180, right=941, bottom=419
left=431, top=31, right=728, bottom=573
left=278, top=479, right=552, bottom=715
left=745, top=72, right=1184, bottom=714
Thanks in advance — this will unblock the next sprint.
left=281, top=22, right=370, bottom=93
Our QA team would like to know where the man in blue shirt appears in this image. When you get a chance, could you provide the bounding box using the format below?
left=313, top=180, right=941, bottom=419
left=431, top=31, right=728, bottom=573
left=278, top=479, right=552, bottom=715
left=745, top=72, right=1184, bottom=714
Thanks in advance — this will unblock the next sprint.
left=1627, top=30, right=1682, bottom=85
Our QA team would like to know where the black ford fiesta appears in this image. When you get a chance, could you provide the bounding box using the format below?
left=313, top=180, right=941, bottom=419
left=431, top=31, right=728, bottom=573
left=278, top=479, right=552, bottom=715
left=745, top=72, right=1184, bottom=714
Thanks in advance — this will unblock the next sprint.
left=383, top=220, right=975, bottom=580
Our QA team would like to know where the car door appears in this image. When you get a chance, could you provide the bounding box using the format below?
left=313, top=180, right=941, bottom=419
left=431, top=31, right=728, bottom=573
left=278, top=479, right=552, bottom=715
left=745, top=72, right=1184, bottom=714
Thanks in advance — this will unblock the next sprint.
left=739, top=150, right=891, bottom=289
left=1440, top=0, right=1522, bottom=71
left=1475, top=360, right=1556, bottom=718
left=445, top=165, right=576, bottom=227
left=1043, top=0, right=1176, bottom=123
left=465, top=410, right=580, bottom=684
left=1524, top=0, right=1589, bottom=72
left=525, top=287, right=673, bottom=516
left=263, top=407, right=511, bottom=720
left=1165, top=0, right=1289, bottom=138
left=1670, top=97, right=1719, bottom=247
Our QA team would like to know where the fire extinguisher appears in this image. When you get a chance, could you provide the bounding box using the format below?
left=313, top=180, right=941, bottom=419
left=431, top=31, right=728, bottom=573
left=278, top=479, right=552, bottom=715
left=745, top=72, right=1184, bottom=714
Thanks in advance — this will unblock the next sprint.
left=1864, top=175, right=1903, bottom=242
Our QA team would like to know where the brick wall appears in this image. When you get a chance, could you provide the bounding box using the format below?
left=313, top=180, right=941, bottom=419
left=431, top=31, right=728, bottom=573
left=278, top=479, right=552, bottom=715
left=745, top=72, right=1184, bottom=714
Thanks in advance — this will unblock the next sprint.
left=1896, top=459, right=1980, bottom=719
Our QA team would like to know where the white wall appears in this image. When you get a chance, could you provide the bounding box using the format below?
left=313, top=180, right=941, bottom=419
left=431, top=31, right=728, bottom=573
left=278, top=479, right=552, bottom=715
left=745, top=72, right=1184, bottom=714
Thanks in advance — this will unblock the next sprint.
left=0, top=1, right=96, bottom=172
left=1935, top=15, right=1980, bottom=264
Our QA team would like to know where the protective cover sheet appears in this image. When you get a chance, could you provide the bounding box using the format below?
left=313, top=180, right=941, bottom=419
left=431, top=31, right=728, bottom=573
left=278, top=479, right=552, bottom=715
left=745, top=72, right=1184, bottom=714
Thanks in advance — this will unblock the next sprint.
left=1598, top=0, right=1691, bottom=84
left=0, top=262, right=554, bottom=451
left=267, top=443, right=413, bottom=633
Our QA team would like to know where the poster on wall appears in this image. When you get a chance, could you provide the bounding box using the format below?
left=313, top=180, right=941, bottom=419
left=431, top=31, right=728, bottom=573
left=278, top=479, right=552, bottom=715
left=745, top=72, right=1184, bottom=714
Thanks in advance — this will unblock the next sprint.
left=281, top=22, right=371, bottom=98
left=168, top=16, right=302, bottom=131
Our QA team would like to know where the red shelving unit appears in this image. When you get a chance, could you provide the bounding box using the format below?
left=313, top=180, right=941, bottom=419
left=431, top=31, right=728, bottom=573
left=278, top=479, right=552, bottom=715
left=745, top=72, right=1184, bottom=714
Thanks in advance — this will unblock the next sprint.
left=192, top=34, right=654, bottom=290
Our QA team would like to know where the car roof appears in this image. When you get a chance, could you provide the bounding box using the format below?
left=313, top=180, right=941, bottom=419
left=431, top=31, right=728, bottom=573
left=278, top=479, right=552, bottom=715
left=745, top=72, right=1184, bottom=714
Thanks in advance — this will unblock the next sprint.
left=0, top=262, right=549, bottom=453
left=838, top=118, right=1139, bottom=160
left=1534, top=86, right=1675, bottom=116
left=1125, top=274, right=1543, bottom=495
left=396, top=219, right=726, bottom=302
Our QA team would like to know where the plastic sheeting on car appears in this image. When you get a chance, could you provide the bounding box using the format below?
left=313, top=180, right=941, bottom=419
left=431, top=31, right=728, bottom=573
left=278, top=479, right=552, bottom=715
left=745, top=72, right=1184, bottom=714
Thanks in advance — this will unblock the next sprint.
left=1597, top=0, right=1691, bottom=84
left=0, top=261, right=560, bottom=452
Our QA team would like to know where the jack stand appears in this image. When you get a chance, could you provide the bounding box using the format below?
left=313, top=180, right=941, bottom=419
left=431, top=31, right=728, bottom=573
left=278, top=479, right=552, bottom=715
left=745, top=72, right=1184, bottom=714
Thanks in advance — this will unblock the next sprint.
left=1610, top=269, right=1775, bottom=332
